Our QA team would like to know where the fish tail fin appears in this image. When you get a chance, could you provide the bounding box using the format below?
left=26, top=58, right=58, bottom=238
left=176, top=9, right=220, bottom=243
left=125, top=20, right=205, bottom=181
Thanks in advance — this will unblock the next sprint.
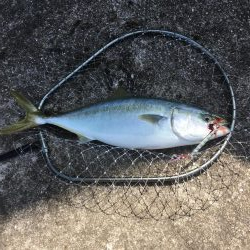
left=0, top=90, right=45, bottom=135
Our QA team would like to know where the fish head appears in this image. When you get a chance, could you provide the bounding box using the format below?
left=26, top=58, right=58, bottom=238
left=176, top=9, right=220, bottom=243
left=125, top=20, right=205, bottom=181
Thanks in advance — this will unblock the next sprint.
left=171, top=107, right=230, bottom=142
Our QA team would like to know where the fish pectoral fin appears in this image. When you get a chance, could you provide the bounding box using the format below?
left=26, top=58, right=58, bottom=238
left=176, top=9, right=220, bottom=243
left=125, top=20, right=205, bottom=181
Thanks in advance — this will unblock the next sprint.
left=77, top=135, right=93, bottom=143
left=138, top=114, right=168, bottom=125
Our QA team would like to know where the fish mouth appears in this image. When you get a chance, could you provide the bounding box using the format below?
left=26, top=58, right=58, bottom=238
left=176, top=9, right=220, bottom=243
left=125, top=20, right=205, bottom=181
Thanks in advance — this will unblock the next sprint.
left=212, top=117, right=229, bottom=127
left=209, top=117, right=230, bottom=136
left=218, top=120, right=229, bottom=127
left=217, top=124, right=230, bottom=135
left=214, top=117, right=228, bottom=125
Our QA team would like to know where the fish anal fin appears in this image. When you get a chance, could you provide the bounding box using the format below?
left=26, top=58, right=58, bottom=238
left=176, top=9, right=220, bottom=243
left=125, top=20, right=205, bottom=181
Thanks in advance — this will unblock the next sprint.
left=139, top=114, right=168, bottom=125
left=78, top=135, right=93, bottom=143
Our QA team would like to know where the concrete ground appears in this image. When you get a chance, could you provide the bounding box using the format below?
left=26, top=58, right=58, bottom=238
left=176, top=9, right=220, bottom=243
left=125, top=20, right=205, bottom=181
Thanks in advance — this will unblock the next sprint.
left=0, top=0, right=250, bottom=249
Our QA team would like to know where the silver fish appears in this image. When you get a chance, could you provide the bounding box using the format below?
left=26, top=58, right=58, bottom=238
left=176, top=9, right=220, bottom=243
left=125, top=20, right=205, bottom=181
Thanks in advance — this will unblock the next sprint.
left=0, top=90, right=230, bottom=149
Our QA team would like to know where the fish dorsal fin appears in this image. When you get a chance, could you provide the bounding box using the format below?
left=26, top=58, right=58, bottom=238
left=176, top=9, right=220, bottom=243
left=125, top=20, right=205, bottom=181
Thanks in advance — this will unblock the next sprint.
left=78, top=135, right=93, bottom=143
left=109, top=87, right=130, bottom=100
left=139, top=114, right=168, bottom=125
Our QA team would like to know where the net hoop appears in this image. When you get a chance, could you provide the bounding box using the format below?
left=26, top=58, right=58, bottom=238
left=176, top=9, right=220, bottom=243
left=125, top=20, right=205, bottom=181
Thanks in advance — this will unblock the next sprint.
left=38, top=29, right=236, bottom=184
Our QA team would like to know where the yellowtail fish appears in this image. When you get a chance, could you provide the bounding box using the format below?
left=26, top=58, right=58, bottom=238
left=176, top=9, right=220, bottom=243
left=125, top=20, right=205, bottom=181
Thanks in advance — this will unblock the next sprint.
left=0, top=89, right=230, bottom=149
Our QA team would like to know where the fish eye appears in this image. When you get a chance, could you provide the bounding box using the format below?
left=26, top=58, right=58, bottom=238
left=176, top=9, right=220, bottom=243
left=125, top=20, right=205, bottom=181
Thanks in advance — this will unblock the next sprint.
left=204, top=116, right=211, bottom=122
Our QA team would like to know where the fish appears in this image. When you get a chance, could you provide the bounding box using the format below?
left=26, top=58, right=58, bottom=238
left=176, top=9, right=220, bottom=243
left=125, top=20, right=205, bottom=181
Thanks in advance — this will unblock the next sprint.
left=0, top=89, right=230, bottom=150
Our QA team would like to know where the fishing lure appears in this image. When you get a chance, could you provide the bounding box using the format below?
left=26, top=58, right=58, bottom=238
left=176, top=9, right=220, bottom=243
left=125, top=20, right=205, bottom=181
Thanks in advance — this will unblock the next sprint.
left=0, top=89, right=229, bottom=150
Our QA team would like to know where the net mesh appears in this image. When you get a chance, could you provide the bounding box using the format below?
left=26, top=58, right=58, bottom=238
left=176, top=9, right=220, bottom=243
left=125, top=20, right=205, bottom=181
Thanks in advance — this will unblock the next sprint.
left=1, top=31, right=249, bottom=220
